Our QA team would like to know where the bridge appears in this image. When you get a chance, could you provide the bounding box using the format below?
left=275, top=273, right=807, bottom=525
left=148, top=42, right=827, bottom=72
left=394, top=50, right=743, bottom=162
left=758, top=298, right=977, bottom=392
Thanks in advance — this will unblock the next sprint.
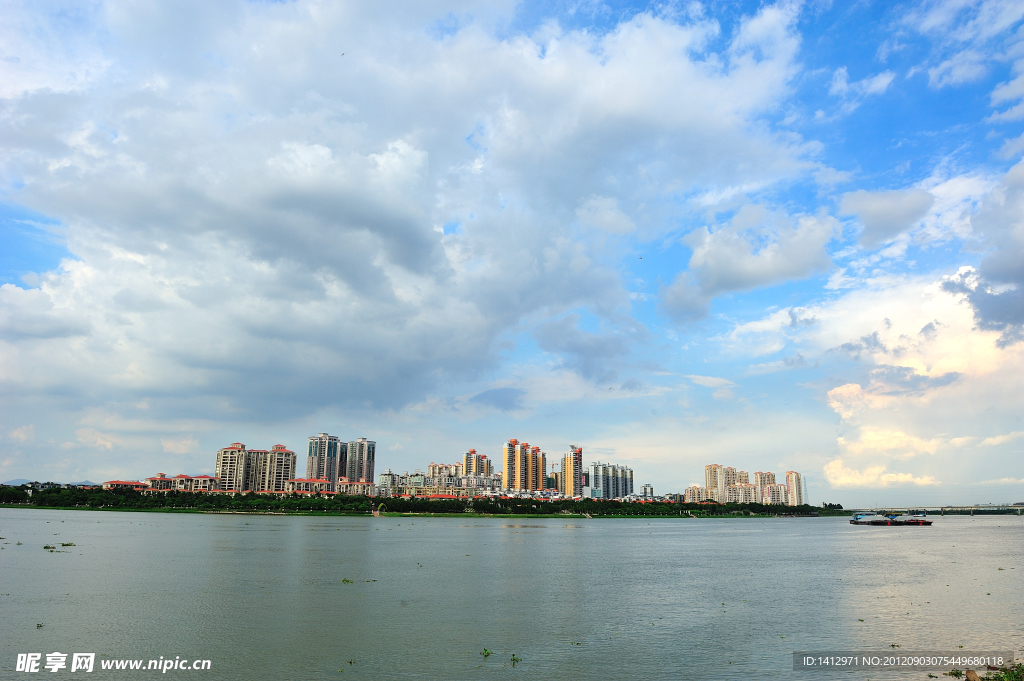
left=848, top=505, right=1023, bottom=515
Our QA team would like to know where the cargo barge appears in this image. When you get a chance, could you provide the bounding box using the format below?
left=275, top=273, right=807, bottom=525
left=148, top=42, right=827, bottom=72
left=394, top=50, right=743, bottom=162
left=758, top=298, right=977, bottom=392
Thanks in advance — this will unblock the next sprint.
left=850, top=512, right=932, bottom=526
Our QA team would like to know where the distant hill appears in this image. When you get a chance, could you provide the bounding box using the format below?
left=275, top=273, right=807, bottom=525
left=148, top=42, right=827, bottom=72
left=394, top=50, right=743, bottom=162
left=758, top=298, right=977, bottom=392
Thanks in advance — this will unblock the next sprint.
left=69, top=480, right=100, bottom=486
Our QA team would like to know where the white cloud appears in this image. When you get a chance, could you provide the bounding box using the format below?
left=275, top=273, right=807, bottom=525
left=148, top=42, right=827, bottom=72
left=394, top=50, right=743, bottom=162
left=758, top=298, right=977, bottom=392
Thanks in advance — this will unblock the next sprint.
left=980, top=431, right=1024, bottom=446
left=161, top=436, right=199, bottom=454
left=837, top=426, right=940, bottom=459
left=686, top=375, right=735, bottom=389
left=823, top=458, right=939, bottom=487
left=725, top=262, right=1024, bottom=493
left=0, top=2, right=817, bottom=424
left=905, top=0, right=1024, bottom=117
left=575, top=196, right=636, bottom=234
left=928, top=49, right=987, bottom=87
left=0, top=2, right=833, bottom=480
left=75, top=428, right=119, bottom=450
left=828, top=66, right=895, bottom=113
left=840, top=188, right=935, bottom=248
left=9, top=425, right=35, bottom=442
left=663, top=207, right=836, bottom=320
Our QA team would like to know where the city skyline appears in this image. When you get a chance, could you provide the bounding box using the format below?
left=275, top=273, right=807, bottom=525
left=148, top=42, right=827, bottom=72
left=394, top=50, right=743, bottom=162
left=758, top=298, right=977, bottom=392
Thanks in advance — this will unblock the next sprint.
left=1, top=2, right=1023, bottom=507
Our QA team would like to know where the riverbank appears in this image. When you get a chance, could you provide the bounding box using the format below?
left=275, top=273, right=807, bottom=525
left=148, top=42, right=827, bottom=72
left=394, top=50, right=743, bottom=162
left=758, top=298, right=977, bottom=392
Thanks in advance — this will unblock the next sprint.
left=0, top=484, right=850, bottom=517
left=1, top=504, right=840, bottom=519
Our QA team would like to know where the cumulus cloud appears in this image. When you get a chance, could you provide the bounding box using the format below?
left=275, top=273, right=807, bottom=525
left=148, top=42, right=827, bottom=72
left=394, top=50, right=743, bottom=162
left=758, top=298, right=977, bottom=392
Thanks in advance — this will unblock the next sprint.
left=722, top=266, right=1023, bottom=493
left=837, top=426, right=940, bottom=459
left=662, top=206, right=837, bottom=321
left=0, top=1, right=818, bottom=442
left=823, top=458, right=938, bottom=487
left=840, top=188, right=935, bottom=248
left=941, top=160, right=1024, bottom=343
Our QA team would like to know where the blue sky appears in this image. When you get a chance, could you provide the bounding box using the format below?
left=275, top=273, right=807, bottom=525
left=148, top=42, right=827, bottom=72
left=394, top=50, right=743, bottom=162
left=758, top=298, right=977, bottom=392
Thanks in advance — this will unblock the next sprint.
left=1, top=0, right=1023, bottom=505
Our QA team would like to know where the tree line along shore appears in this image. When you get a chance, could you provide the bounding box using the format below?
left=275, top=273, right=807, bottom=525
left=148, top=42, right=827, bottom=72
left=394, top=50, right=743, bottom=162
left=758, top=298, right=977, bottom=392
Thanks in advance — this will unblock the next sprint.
left=0, top=486, right=849, bottom=517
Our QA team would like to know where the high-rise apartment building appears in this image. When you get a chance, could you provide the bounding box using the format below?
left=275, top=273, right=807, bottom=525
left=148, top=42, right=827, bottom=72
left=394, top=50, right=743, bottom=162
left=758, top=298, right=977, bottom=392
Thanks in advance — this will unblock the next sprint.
left=215, top=442, right=296, bottom=492
left=307, top=434, right=342, bottom=487
left=263, top=444, right=296, bottom=492
left=736, top=470, right=750, bottom=485
left=726, top=483, right=759, bottom=504
left=763, top=483, right=788, bottom=505
left=463, top=449, right=493, bottom=477
left=501, top=439, right=547, bottom=491
left=753, top=471, right=776, bottom=488
left=705, top=464, right=724, bottom=502
left=216, top=443, right=249, bottom=492
left=589, top=462, right=633, bottom=499
left=428, top=462, right=463, bottom=478
left=683, top=485, right=708, bottom=503
left=561, top=445, right=584, bottom=497
left=245, top=449, right=269, bottom=492
left=345, top=438, right=376, bottom=483
left=785, top=471, right=803, bottom=506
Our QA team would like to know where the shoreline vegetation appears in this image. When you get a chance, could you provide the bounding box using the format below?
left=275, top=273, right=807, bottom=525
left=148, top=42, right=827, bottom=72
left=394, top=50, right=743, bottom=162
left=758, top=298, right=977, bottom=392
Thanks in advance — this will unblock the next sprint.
left=0, top=486, right=851, bottom=517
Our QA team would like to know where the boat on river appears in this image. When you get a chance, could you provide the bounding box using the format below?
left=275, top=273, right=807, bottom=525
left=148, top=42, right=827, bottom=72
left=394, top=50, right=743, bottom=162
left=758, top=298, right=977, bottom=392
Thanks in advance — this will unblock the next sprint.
left=850, top=512, right=932, bottom=526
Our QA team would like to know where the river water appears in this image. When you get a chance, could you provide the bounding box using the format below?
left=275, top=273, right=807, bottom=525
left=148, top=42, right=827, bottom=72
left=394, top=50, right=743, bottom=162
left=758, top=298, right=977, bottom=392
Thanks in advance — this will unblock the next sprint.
left=1, top=509, right=1021, bottom=680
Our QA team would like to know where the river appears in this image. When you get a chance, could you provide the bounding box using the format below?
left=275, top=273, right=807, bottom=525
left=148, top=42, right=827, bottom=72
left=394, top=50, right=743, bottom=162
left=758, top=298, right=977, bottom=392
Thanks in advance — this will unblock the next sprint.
left=1, top=509, right=1021, bottom=679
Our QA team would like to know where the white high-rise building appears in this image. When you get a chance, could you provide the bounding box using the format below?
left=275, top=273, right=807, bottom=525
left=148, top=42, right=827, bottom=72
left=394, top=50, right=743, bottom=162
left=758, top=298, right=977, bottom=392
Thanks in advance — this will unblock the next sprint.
left=763, top=483, right=788, bottom=505
left=589, top=462, right=633, bottom=499
left=705, top=464, right=724, bottom=502
left=263, top=445, right=296, bottom=492
left=345, top=438, right=376, bottom=483
left=786, top=471, right=803, bottom=506
left=215, top=443, right=249, bottom=492
left=683, top=485, right=708, bottom=503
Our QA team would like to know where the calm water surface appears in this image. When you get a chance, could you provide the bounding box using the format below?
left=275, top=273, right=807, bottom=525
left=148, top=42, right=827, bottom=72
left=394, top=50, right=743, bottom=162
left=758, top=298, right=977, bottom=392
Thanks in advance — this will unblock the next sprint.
left=1, top=509, right=1021, bottom=680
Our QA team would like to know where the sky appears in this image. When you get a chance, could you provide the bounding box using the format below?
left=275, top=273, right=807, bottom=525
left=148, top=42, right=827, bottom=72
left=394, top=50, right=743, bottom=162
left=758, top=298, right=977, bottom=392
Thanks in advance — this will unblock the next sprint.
left=1, top=0, right=1023, bottom=506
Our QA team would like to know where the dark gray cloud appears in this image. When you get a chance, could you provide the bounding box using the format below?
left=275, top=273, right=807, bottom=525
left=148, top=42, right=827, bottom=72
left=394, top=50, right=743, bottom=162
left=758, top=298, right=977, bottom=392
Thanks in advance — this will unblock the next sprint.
left=534, top=314, right=631, bottom=383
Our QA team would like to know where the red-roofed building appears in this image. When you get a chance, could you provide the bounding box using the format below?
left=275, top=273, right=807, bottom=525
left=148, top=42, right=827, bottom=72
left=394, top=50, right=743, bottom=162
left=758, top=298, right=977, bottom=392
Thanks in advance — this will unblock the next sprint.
left=145, top=472, right=222, bottom=493
left=285, top=478, right=333, bottom=494
left=102, top=480, right=148, bottom=491
left=336, top=479, right=377, bottom=497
